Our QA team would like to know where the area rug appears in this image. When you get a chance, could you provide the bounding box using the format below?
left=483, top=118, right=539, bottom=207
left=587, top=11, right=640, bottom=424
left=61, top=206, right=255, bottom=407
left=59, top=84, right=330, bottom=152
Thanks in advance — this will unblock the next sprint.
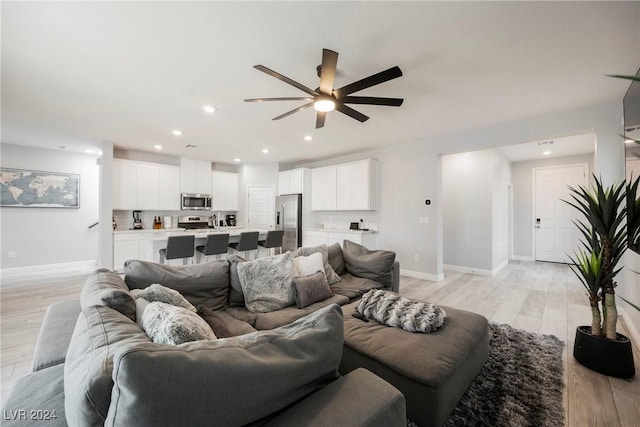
left=437, top=323, right=565, bottom=427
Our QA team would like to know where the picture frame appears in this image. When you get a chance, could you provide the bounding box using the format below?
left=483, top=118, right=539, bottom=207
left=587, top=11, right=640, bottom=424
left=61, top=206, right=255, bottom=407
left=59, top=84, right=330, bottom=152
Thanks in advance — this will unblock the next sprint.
left=0, top=167, right=80, bottom=208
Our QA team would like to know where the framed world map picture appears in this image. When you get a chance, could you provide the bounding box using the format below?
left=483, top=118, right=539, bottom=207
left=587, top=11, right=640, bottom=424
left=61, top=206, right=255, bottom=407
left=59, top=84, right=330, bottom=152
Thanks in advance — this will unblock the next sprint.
left=0, top=168, right=80, bottom=208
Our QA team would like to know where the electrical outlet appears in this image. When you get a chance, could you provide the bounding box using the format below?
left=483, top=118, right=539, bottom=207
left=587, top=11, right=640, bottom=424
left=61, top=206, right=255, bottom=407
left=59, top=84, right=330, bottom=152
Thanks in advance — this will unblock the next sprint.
left=414, top=253, right=419, bottom=261
left=419, top=217, right=429, bottom=224
left=8, top=251, right=16, bottom=259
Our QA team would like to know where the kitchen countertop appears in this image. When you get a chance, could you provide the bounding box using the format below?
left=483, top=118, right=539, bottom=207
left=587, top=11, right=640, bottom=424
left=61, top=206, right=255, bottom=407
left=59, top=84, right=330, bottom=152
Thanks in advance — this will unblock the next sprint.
left=303, top=227, right=377, bottom=233
left=114, top=226, right=245, bottom=235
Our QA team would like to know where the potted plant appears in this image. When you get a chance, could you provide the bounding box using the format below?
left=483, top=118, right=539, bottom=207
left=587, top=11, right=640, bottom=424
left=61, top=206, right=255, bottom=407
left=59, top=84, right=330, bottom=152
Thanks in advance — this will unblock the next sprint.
left=565, top=176, right=635, bottom=378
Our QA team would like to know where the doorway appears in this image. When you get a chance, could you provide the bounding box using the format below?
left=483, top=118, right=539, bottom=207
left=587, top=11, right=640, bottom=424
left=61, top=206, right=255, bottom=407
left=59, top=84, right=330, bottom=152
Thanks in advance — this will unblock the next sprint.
left=247, top=185, right=275, bottom=229
left=533, top=163, right=588, bottom=263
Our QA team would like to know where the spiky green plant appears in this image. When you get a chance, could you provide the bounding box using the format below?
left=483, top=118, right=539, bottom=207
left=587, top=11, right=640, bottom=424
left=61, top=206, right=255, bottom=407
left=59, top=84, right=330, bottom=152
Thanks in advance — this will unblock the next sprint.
left=564, top=176, right=626, bottom=339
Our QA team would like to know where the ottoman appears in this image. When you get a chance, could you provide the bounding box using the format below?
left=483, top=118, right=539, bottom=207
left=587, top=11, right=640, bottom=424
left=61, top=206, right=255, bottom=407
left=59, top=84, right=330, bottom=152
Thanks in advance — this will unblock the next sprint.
left=340, top=303, right=489, bottom=427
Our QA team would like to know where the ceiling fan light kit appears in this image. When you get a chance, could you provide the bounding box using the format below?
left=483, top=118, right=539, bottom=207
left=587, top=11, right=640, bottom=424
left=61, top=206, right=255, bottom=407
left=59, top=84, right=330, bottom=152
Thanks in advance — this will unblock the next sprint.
left=245, top=48, right=403, bottom=129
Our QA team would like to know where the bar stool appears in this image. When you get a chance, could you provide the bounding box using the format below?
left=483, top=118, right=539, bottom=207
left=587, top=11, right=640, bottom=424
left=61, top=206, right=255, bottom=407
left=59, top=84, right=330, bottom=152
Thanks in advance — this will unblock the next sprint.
left=228, top=231, right=259, bottom=260
left=196, top=233, right=229, bottom=263
left=159, top=235, right=195, bottom=265
left=258, top=230, right=284, bottom=257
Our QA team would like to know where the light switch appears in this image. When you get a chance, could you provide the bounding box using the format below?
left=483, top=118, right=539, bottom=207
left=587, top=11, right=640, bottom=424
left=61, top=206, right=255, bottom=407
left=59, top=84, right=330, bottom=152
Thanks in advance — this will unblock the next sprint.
left=419, top=217, right=429, bottom=224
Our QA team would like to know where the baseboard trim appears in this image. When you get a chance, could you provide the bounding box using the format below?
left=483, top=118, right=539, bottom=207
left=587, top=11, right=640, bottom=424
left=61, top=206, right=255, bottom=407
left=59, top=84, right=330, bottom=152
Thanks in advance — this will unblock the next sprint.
left=400, top=269, right=444, bottom=282
left=511, top=255, right=534, bottom=262
left=443, top=264, right=494, bottom=276
left=619, top=306, right=640, bottom=347
left=1, top=260, right=98, bottom=286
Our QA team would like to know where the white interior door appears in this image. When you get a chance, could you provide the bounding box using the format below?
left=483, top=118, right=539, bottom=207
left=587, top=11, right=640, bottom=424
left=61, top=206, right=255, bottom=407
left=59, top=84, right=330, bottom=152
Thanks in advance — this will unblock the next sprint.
left=247, top=186, right=275, bottom=229
left=534, top=164, right=588, bottom=263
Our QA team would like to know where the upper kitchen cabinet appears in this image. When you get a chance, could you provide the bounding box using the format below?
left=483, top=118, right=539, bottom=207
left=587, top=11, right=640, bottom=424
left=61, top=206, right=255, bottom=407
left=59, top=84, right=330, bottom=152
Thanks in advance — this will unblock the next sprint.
left=311, top=159, right=377, bottom=211
left=180, top=158, right=212, bottom=195
left=278, top=168, right=309, bottom=195
left=112, top=159, right=180, bottom=210
left=211, top=171, right=239, bottom=211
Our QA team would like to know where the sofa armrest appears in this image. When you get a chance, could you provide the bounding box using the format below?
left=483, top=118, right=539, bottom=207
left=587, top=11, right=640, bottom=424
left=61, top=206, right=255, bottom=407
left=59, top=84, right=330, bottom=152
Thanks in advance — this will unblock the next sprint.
left=31, top=299, right=81, bottom=372
left=391, top=261, right=400, bottom=293
left=264, top=368, right=406, bottom=427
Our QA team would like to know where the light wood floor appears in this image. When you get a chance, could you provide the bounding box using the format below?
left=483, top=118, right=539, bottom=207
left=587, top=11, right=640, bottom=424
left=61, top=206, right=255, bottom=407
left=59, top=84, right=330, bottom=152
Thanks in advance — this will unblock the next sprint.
left=1, top=260, right=639, bottom=426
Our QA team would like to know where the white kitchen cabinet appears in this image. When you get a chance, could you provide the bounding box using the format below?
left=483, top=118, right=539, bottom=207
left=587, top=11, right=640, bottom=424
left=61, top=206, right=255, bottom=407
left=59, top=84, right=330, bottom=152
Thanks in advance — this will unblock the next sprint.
left=113, top=159, right=181, bottom=210
left=211, top=171, right=239, bottom=211
left=180, top=158, right=211, bottom=194
left=336, top=159, right=376, bottom=210
left=311, top=166, right=337, bottom=210
left=113, top=234, right=152, bottom=272
left=302, top=229, right=377, bottom=249
left=302, top=230, right=329, bottom=247
left=278, top=168, right=307, bottom=195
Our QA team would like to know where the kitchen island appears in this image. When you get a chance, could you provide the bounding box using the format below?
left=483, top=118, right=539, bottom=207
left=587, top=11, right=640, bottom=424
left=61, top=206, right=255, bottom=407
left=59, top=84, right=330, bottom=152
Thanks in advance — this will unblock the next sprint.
left=113, top=228, right=270, bottom=271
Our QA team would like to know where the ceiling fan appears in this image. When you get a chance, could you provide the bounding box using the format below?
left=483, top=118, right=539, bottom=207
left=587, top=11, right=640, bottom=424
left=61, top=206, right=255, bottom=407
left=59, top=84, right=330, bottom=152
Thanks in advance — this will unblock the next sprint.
left=244, top=48, right=403, bottom=129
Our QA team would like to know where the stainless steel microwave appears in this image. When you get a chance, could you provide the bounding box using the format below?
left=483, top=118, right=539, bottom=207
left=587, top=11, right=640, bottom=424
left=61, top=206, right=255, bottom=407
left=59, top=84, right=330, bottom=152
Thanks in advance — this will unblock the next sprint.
left=181, top=193, right=212, bottom=210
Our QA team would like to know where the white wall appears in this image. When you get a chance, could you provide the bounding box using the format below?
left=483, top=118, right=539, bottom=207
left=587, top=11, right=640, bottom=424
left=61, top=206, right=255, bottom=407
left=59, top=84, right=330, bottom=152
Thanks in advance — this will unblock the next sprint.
left=1, top=144, right=100, bottom=270
left=511, top=153, right=594, bottom=260
left=492, top=150, right=512, bottom=270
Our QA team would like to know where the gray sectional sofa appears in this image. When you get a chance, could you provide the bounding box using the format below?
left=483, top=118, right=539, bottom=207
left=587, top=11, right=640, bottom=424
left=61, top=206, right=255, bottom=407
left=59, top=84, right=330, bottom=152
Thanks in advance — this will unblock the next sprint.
left=2, top=240, right=489, bottom=427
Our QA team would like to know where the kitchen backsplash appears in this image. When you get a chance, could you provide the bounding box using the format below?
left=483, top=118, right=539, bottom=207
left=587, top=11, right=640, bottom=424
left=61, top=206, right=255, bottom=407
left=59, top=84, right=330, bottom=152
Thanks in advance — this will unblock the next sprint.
left=113, top=210, right=235, bottom=230
left=312, top=212, right=380, bottom=231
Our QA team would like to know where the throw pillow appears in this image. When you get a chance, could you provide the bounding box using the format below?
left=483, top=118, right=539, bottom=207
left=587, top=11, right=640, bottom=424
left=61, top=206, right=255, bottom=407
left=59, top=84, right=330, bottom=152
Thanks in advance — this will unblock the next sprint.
left=327, top=242, right=345, bottom=275
left=81, top=268, right=136, bottom=321
left=142, top=301, right=216, bottom=345
left=136, top=283, right=196, bottom=312
left=237, top=251, right=295, bottom=313
left=296, top=244, right=342, bottom=284
left=227, top=254, right=247, bottom=307
left=293, top=271, right=333, bottom=308
left=124, top=259, right=229, bottom=311
left=292, top=252, right=326, bottom=279
left=342, top=240, right=396, bottom=289
left=197, top=306, right=257, bottom=338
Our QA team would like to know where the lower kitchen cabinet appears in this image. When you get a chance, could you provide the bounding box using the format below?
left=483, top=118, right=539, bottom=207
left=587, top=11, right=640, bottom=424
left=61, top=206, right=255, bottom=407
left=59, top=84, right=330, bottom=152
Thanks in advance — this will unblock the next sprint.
left=113, top=234, right=152, bottom=272
left=302, top=229, right=377, bottom=249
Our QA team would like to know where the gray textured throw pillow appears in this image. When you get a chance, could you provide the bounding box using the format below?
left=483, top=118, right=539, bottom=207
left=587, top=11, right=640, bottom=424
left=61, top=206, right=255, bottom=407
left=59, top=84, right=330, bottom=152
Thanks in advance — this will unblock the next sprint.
left=237, top=252, right=295, bottom=313
left=293, top=271, right=333, bottom=308
left=142, top=302, right=216, bottom=345
left=342, top=240, right=396, bottom=288
left=296, top=244, right=342, bottom=284
left=81, top=268, right=136, bottom=321
left=136, top=283, right=196, bottom=312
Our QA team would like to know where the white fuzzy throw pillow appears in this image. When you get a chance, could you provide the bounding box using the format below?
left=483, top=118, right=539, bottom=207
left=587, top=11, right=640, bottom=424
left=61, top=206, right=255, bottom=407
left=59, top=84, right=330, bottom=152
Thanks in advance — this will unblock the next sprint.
left=237, top=252, right=295, bottom=313
left=142, top=301, right=216, bottom=345
left=136, top=283, right=196, bottom=312
left=355, top=289, right=446, bottom=333
left=293, top=252, right=326, bottom=279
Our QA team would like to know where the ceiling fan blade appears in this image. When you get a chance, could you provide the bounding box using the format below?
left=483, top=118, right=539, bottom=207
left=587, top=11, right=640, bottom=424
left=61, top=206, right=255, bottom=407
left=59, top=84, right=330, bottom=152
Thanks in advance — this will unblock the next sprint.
left=319, top=49, right=338, bottom=95
left=335, top=104, right=369, bottom=123
left=244, top=97, right=314, bottom=102
left=254, top=65, right=318, bottom=97
left=334, top=66, right=403, bottom=98
left=272, top=102, right=314, bottom=121
left=316, top=112, right=326, bottom=129
left=340, top=96, right=403, bottom=106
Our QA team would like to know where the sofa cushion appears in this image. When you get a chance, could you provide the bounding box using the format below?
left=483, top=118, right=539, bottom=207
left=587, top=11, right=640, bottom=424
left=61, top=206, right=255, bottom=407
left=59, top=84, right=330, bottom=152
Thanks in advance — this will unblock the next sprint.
left=331, top=272, right=385, bottom=300
left=124, top=259, right=229, bottom=311
left=327, top=242, right=345, bottom=275
left=106, top=304, right=345, bottom=427
left=296, top=244, right=342, bottom=284
left=64, top=306, right=151, bottom=427
left=342, top=240, right=396, bottom=289
left=227, top=254, right=247, bottom=307
left=136, top=283, right=196, bottom=312
left=237, top=252, right=295, bottom=313
left=197, top=306, right=257, bottom=338
left=81, top=268, right=136, bottom=321
left=1, top=364, right=66, bottom=427
left=142, top=301, right=216, bottom=344
left=293, top=271, right=333, bottom=308
left=31, top=299, right=81, bottom=372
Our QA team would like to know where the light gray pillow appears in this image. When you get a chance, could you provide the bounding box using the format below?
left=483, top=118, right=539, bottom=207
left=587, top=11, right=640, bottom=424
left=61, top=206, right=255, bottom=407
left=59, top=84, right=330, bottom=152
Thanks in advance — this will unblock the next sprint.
left=342, top=240, right=396, bottom=289
left=136, top=283, right=196, bottom=312
left=81, top=268, right=136, bottom=321
left=296, top=244, right=342, bottom=285
left=142, top=302, right=216, bottom=345
left=293, top=252, right=326, bottom=279
left=237, top=252, right=295, bottom=313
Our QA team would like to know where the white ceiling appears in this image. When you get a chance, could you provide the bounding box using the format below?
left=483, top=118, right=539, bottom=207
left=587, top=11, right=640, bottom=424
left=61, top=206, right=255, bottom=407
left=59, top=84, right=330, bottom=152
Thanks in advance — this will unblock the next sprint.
left=497, top=132, right=595, bottom=162
left=2, top=2, right=639, bottom=165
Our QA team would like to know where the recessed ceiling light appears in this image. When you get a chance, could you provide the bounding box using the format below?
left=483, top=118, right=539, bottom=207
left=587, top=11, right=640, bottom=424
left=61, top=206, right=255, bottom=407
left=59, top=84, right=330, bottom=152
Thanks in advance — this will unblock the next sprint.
left=85, top=149, right=95, bottom=154
left=234, top=158, right=241, bottom=163
left=172, top=130, right=183, bottom=136
left=304, top=135, right=312, bottom=141
left=98, top=150, right=103, bottom=156
left=262, top=149, right=269, bottom=154
left=202, top=105, right=216, bottom=114
left=543, top=151, right=552, bottom=156
left=154, top=145, right=163, bottom=150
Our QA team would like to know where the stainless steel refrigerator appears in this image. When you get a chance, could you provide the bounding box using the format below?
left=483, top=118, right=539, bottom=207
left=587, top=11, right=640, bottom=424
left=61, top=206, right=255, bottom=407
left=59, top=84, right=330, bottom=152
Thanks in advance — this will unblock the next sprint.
left=275, top=194, right=302, bottom=252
